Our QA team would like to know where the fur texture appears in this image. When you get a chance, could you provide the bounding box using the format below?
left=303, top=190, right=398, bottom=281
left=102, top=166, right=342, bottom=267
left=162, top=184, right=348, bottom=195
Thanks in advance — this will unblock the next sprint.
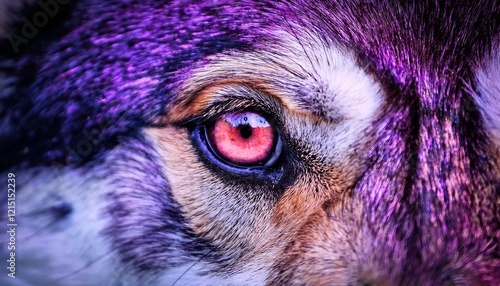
left=0, top=1, right=499, bottom=285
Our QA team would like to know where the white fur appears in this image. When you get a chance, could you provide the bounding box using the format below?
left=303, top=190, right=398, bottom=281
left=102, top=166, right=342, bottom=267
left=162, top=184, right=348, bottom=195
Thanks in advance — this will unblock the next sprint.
left=476, top=46, right=500, bottom=141
left=275, top=29, right=383, bottom=122
left=277, top=31, right=383, bottom=161
left=0, top=165, right=130, bottom=286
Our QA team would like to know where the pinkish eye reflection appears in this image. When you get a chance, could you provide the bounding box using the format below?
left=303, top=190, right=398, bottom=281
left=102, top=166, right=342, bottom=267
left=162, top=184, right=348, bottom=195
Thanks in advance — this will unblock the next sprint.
left=209, top=111, right=276, bottom=165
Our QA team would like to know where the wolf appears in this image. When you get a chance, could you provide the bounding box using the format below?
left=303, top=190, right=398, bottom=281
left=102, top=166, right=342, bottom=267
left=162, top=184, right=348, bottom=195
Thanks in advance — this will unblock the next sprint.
left=0, top=0, right=499, bottom=285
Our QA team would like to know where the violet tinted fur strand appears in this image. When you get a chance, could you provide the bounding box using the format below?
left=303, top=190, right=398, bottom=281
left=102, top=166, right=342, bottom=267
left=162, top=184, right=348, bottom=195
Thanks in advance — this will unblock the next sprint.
left=102, top=134, right=211, bottom=277
left=304, top=0, right=500, bottom=283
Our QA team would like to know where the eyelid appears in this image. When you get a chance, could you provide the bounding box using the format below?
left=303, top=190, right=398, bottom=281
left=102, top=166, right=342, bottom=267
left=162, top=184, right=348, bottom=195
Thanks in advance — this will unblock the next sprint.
left=176, top=86, right=285, bottom=129
left=166, top=81, right=285, bottom=121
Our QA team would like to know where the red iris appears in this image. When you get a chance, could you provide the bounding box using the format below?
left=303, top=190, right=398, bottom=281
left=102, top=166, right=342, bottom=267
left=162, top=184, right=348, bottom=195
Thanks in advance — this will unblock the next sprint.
left=209, top=111, right=276, bottom=165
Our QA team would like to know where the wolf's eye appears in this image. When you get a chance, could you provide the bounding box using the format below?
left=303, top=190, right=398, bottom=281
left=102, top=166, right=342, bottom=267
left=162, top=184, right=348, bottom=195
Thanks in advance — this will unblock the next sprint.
left=205, top=111, right=280, bottom=167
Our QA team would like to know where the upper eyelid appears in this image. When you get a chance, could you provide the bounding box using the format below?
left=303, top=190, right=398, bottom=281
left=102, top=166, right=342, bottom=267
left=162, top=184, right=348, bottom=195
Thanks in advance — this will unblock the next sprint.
left=175, top=85, right=285, bottom=127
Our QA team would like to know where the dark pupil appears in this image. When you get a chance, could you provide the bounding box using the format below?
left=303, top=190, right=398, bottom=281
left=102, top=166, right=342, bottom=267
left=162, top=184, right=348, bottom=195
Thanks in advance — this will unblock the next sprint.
left=239, top=124, right=253, bottom=139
